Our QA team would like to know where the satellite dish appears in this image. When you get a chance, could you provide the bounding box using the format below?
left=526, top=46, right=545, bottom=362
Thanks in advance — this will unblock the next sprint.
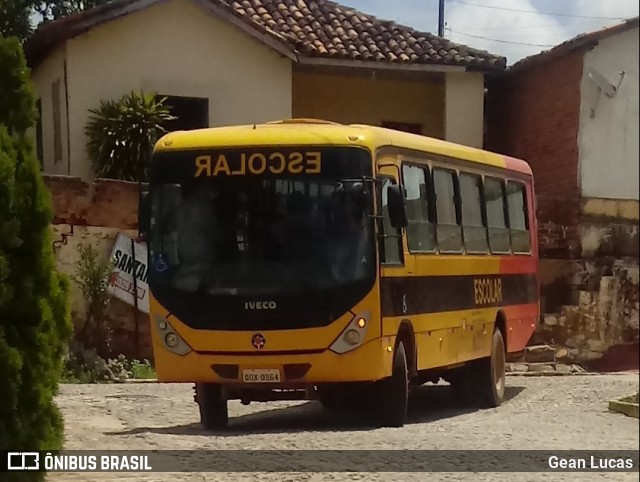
left=586, top=67, right=617, bottom=98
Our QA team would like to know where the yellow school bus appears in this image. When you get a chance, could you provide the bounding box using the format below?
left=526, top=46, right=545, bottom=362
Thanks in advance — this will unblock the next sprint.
left=139, top=119, right=539, bottom=429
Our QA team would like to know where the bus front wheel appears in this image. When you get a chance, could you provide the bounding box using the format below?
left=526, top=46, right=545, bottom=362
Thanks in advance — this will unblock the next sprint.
left=195, top=383, right=228, bottom=430
left=378, top=341, right=409, bottom=427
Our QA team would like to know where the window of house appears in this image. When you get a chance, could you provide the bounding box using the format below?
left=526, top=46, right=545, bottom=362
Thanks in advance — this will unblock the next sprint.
left=459, top=172, right=489, bottom=253
left=52, top=79, right=62, bottom=164
left=402, top=164, right=435, bottom=252
left=506, top=180, right=531, bottom=253
left=36, top=98, right=44, bottom=170
left=484, top=176, right=510, bottom=253
left=379, top=177, right=403, bottom=264
left=160, top=95, right=209, bottom=131
left=433, top=167, right=462, bottom=253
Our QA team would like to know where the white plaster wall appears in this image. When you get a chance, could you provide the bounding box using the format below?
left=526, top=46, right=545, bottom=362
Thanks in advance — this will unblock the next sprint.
left=30, top=46, right=70, bottom=175
left=579, top=27, right=639, bottom=200
left=65, top=0, right=292, bottom=179
left=444, top=71, right=484, bottom=148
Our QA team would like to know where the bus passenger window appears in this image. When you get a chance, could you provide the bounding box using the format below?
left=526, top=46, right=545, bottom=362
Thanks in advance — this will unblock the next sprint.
left=433, top=168, right=463, bottom=253
left=459, top=172, right=489, bottom=254
left=506, top=181, right=531, bottom=253
left=402, top=164, right=435, bottom=252
left=484, top=177, right=511, bottom=253
left=379, top=178, right=403, bottom=264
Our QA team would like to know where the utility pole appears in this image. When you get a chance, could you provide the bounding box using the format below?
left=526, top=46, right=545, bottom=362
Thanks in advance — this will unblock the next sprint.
left=438, top=0, right=445, bottom=37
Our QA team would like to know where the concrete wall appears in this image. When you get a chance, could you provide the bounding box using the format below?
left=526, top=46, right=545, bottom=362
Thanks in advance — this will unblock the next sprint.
left=30, top=46, right=69, bottom=175
left=39, top=0, right=292, bottom=180
left=292, top=70, right=445, bottom=138
left=444, top=71, right=485, bottom=148
left=579, top=27, right=639, bottom=201
left=45, top=175, right=151, bottom=359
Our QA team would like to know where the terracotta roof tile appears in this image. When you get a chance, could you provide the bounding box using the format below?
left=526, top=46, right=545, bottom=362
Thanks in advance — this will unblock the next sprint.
left=509, top=16, right=638, bottom=73
left=25, top=0, right=506, bottom=71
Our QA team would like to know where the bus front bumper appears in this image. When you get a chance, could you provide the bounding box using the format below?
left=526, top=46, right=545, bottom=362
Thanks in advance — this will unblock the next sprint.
left=153, top=337, right=394, bottom=385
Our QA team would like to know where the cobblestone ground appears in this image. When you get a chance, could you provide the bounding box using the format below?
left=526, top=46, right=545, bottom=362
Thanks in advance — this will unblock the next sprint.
left=47, top=374, right=639, bottom=482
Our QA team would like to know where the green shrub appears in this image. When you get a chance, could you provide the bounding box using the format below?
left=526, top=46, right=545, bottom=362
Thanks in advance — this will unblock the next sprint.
left=72, top=242, right=114, bottom=356
left=62, top=341, right=156, bottom=383
left=85, top=90, right=175, bottom=181
left=0, top=36, right=72, bottom=472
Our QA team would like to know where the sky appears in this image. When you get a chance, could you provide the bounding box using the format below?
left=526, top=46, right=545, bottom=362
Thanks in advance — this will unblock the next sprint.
left=341, top=0, right=639, bottom=64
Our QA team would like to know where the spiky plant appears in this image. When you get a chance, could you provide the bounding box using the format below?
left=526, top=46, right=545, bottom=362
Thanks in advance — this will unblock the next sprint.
left=85, top=90, right=176, bottom=181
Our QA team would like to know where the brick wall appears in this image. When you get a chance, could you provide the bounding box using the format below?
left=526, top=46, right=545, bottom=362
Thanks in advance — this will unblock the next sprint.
left=45, top=175, right=139, bottom=229
left=44, top=175, right=151, bottom=360
left=486, top=50, right=584, bottom=199
left=486, top=50, right=585, bottom=259
left=536, top=195, right=582, bottom=259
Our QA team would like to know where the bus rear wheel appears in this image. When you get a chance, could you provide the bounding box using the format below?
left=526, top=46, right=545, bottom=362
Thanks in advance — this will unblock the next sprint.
left=377, top=341, right=409, bottom=427
left=195, top=383, right=228, bottom=430
left=449, top=328, right=506, bottom=408
left=477, top=328, right=506, bottom=407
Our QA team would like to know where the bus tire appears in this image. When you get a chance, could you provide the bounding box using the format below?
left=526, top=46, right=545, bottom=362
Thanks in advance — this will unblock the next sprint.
left=196, top=383, right=228, bottom=430
left=476, top=328, right=506, bottom=408
left=378, top=341, right=409, bottom=427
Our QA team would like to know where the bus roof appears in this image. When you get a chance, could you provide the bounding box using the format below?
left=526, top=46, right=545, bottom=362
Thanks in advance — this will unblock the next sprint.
left=154, top=119, right=532, bottom=176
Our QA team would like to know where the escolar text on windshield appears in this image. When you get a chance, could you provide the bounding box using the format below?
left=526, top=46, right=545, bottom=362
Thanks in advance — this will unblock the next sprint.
left=194, top=151, right=322, bottom=177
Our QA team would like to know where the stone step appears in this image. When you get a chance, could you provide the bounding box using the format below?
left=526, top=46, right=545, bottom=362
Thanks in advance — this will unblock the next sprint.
left=506, top=362, right=586, bottom=375
left=525, top=344, right=556, bottom=363
left=526, top=362, right=556, bottom=373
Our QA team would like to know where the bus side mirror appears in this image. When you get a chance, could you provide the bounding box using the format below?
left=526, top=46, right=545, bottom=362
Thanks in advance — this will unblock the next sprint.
left=387, top=184, right=407, bottom=229
left=138, top=191, right=151, bottom=239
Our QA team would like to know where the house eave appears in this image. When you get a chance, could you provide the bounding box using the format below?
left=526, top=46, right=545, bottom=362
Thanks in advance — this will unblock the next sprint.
left=296, top=56, right=468, bottom=73
left=25, top=0, right=301, bottom=70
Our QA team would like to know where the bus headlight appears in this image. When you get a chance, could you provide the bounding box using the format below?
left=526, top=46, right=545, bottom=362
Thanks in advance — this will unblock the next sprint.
left=154, top=315, right=192, bottom=356
left=329, top=311, right=371, bottom=354
left=165, top=333, right=179, bottom=348
left=345, top=329, right=360, bottom=345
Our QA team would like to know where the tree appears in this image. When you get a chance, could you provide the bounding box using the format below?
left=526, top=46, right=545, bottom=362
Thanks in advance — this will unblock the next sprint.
left=85, top=90, right=176, bottom=181
left=0, top=36, right=37, bottom=132
left=0, top=1, right=34, bottom=40
left=34, top=0, right=113, bottom=22
left=0, top=35, right=71, bottom=470
left=1, top=1, right=112, bottom=41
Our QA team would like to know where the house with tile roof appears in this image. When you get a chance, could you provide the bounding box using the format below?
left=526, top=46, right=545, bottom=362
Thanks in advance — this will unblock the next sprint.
left=25, top=0, right=505, bottom=179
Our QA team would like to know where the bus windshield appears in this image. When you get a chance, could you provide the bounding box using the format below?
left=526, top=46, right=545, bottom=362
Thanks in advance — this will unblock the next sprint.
left=148, top=147, right=375, bottom=303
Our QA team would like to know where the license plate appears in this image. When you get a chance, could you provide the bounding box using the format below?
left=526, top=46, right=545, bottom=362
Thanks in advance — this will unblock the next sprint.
left=241, top=369, right=281, bottom=383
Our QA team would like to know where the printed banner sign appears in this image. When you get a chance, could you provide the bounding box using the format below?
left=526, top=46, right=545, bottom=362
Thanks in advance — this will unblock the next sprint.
left=107, top=233, right=149, bottom=314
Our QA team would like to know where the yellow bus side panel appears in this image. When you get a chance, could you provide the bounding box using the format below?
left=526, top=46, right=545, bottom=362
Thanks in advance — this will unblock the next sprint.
left=383, top=309, right=496, bottom=371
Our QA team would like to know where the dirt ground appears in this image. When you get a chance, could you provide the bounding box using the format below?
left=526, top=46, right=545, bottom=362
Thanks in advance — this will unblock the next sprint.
left=46, top=373, right=639, bottom=482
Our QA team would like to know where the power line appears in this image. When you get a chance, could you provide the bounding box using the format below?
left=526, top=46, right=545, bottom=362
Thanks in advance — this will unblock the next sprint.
left=448, top=29, right=556, bottom=47
left=450, top=0, right=629, bottom=20
left=461, top=19, right=606, bottom=31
